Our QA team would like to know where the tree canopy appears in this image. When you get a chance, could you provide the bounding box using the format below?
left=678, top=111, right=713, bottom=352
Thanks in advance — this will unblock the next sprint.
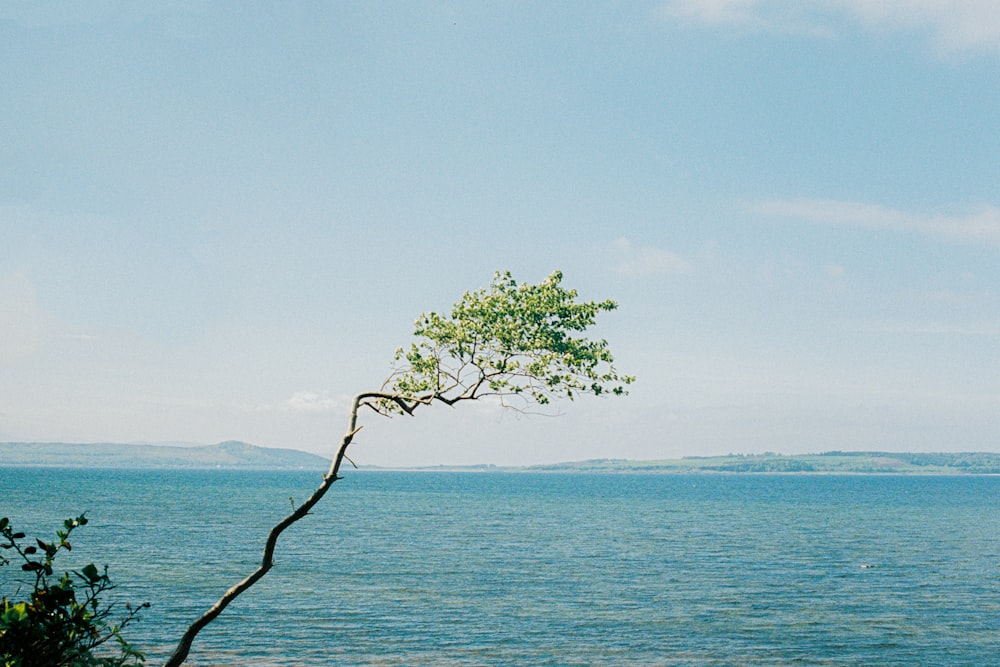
left=369, top=270, right=633, bottom=415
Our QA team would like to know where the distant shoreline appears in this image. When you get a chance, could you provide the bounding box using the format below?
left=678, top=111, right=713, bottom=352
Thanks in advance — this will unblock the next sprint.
left=4, top=443, right=1000, bottom=474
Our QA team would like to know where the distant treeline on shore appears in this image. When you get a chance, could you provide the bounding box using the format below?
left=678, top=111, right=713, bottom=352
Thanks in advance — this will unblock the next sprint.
left=526, top=451, right=1000, bottom=474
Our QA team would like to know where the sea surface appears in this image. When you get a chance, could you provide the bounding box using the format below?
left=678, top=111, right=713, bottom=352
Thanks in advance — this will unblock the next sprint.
left=2, top=468, right=999, bottom=666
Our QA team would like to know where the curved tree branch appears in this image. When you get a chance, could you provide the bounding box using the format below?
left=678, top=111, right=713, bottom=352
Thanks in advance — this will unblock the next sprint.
left=162, top=394, right=368, bottom=667
left=162, top=386, right=453, bottom=665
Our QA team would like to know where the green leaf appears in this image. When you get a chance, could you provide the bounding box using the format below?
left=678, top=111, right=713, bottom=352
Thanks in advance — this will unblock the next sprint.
left=1, top=602, right=28, bottom=624
left=81, top=563, right=101, bottom=583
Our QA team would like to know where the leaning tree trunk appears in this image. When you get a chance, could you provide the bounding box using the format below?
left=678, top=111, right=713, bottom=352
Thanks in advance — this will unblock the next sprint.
left=162, top=394, right=368, bottom=667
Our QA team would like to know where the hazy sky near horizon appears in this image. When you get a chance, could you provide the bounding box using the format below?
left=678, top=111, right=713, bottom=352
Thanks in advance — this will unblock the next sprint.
left=2, top=1, right=999, bottom=466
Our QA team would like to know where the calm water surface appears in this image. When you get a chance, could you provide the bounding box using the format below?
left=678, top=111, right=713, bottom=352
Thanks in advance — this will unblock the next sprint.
left=2, top=469, right=999, bottom=666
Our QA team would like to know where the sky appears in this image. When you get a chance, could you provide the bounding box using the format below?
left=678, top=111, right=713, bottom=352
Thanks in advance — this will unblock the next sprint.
left=2, top=1, right=998, bottom=466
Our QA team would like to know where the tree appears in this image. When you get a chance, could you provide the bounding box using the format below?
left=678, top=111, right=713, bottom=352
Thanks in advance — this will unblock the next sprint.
left=161, top=270, right=633, bottom=666
left=0, top=515, right=148, bottom=667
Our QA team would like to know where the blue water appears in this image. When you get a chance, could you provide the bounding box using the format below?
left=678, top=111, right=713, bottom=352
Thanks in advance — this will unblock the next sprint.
left=3, top=468, right=1000, bottom=666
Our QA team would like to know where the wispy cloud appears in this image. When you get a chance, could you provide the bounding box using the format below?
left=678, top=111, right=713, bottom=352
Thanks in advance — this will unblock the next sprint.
left=242, top=391, right=344, bottom=415
left=749, top=198, right=1000, bottom=246
left=281, top=391, right=341, bottom=413
left=844, top=320, right=1000, bottom=336
left=658, top=0, right=1000, bottom=53
left=663, top=0, right=763, bottom=26
left=921, top=287, right=995, bottom=306
left=834, top=0, right=1000, bottom=53
left=611, top=237, right=695, bottom=276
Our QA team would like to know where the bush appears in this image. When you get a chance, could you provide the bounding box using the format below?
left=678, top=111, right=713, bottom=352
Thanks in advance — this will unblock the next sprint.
left=0, top=515, right=148, bottom=667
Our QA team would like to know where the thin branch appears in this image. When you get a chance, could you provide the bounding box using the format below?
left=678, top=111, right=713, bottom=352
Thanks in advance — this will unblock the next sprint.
left=162, top=396, right=366, bottom=667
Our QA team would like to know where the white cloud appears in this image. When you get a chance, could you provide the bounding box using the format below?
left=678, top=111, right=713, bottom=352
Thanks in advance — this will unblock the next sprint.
left=831, top=0, right=1000, bottom=53
left=281, top=391, right=341, bottom=413
left=0, top=273, right=44, bottom=364
left=663, top=0, right=763, bottom=25
left=750, top=198, right=1000, bottom=246
left=241, top=391, right=344, bottom=415
left=657, top=0, right=1000, bottom=53
left=611, top=237, right=695, bottom=275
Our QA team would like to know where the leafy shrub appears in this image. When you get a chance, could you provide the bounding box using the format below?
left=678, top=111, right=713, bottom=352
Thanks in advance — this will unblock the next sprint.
left=0, top=515, right=148, bottom=667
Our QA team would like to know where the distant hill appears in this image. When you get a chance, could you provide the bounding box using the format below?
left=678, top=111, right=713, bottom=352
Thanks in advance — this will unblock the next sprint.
left=0, top=440, right=331, bottom=470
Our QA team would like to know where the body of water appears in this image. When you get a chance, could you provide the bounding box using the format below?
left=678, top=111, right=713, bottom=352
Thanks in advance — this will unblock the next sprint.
left=2, top=468, right=999, bottom=665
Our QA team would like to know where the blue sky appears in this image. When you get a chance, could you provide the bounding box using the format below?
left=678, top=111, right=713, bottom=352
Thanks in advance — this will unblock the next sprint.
left=2, top=1, right=998, bottom=465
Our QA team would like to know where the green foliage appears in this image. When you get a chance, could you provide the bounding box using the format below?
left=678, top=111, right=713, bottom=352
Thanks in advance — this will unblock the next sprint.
left=374, top=270, right=634, bottom=414
left=0, top=515, right=148, bottom=667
